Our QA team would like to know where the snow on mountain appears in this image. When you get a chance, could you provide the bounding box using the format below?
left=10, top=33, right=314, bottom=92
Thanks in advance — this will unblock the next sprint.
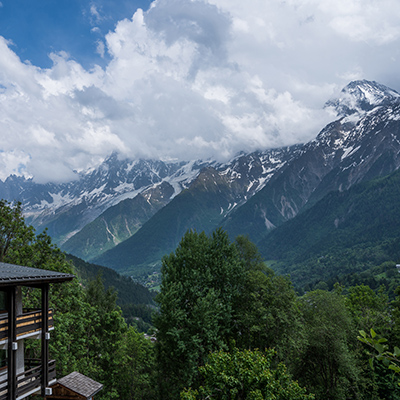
left=325, top=80, right=400, bottom=117
left=1, top=79, right=400, bottom=267
left=1, top=147, right=292, bottom=248
left=0, top=155, right=205, bottom=245
left=222, top=80, right=400, bottom=243
left=62, top=79, right=400, bottom=270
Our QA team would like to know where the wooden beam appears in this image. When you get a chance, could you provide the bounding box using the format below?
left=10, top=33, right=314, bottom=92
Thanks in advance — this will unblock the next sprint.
left=8, top=287, right=17, bottom=400
left=41, top=283, right=49, bottom=397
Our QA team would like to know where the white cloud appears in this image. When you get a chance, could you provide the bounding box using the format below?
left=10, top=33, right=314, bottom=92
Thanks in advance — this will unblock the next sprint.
left=316, top=0, right=400, bottom=44
left=95, top=40, right=105, bottom=58
left=0, top=0, right=400, bottom=182
left=89, top=3, right=104, bottom=25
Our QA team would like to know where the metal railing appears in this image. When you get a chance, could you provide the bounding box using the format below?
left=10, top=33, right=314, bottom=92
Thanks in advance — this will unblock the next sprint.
left=0, top=309, right=54, bottom=341
left=0, top=359, right=56, bottom=400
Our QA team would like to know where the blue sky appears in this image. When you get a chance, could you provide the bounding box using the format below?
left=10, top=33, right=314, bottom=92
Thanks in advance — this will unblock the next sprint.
left=0, top=0, right=400, bottom=182
left=0, top=0, right=152, bottom=68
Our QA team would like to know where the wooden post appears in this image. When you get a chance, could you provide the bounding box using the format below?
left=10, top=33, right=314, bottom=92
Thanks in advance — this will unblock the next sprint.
left=41, top=284, right=49, bottom=397
left=7, top=287, right=17, bottom=400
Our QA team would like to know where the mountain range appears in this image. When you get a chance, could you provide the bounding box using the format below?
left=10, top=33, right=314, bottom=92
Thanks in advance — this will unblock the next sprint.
left=2, top=80, right=400, bottom=282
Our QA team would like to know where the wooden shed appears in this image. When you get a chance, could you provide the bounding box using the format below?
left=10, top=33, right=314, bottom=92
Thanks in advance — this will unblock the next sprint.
left=45, top=371, right=103, bottom=400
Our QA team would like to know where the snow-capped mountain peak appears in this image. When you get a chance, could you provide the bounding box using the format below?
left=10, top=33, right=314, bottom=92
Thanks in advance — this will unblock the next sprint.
left=325, top=80, right=400, bottom=117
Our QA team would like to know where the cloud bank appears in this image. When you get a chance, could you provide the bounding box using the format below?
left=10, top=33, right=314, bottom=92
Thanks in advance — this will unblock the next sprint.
left=0, top=0, right=399, bottom=182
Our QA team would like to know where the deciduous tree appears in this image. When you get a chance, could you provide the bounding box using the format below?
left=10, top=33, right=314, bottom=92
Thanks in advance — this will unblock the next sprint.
left=234, top=236, right=303, bottom=364
left=295, top=290, right=360, bottom=400
left=181, top=347, right=314, bottom=400
left=154, top=228, right=244, bottom=399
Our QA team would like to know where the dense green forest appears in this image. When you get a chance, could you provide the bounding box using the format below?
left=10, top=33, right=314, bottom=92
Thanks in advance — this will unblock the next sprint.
left=2, top=199, right=400, bottom=399
left=259, top=169, right=400, bottom=292
left=65, top=254, right=156, bottom=330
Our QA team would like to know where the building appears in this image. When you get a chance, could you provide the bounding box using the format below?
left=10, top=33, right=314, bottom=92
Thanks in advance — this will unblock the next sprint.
left=46, top=371, right=103, bottom=400
left=0, top=263, right=74, bottom=400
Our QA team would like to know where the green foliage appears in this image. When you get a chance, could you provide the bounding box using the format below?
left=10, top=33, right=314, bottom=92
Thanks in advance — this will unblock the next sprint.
left=0, top=200, right=72, bottom=276
left=304, top=261, right=400, bottom=298
left=79, top=276, right=129, bottom=398
left=358, top=329, right=400, bottom=382
left=0, top=200, right=35, bottom=262
left=345, top=285, right=391, bottom=334
left=234, top=236, right=303, bottom=364
left=388, top=286, right=400, bottom=350
left=153, top=228, right=245, bottom=399
left=181, top=347, right=314, bottom=400
left=356, top=291, right=400, bottom=397
left=295, top=290, right=360, bottom=400
left=154, top=230, right=310, bottom=399
left=117, top=326, right=157, bottom=400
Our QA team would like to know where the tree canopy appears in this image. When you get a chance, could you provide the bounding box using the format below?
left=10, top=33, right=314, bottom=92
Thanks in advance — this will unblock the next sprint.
left=154, top=229, right=311, bottom=399
left=153, top=228, right=245, bottom=398
left=181, top=347, right=314, bottom=400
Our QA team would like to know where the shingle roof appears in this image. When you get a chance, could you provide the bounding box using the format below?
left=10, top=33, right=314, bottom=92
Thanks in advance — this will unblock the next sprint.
left=0, top=263, right=74, bottom=287
left=57, top=371, right=103, bottom=399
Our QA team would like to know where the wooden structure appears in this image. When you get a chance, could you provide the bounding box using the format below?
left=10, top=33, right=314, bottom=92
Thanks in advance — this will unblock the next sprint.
left=0, top=263, right=74, bottom=400
left=45, top=372, right=103, bottom=400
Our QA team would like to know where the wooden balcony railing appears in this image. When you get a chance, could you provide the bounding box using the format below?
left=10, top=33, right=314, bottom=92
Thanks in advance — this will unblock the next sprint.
left=0, top=359, right=56, bottom=400
left=0, top=309, right=54, bottom=342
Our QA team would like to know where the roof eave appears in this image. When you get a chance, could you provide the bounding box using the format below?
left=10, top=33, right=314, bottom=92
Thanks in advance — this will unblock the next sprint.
left=0, top=275, right=75, bottom=288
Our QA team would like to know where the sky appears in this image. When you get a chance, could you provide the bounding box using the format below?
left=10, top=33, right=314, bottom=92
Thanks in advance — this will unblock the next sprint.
left=0, top=0, right=400, bottom=183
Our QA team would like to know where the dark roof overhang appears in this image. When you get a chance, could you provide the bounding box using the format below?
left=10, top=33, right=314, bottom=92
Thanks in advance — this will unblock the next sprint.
left=0, top=263, right=74, bottom=287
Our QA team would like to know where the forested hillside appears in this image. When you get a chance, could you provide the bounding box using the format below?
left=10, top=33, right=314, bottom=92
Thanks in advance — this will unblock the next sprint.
left=258, top=168, right=400, bottom=289
left=66, top=254, right=156, bottom=330
left=66, top=254, right=155, bottom=306
left=92, top=166, right=249, bottom=274
left=2, top=200, right=400, bottom=399
left=62, top=182, right=175, bottom=261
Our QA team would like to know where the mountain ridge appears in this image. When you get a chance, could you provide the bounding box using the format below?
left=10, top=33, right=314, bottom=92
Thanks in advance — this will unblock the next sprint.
left=1, top=80, right=400, bottom=279
left=222, top=87, right=400, bottom=243
left=92, top=146, right=301, bottom=273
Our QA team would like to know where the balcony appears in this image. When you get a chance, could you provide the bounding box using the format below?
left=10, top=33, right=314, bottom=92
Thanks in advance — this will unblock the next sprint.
left=0, top=359, right=56, bottom=400
left=0, top=309, right=54, bottom=344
